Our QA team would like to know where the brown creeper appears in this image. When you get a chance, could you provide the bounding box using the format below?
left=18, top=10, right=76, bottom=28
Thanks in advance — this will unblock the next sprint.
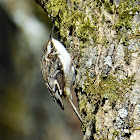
left=41, top=28, right=82, bottom=122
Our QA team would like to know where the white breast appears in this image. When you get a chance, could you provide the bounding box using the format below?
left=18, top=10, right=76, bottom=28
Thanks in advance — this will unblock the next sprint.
left=52, top=38, right=71, bottom=74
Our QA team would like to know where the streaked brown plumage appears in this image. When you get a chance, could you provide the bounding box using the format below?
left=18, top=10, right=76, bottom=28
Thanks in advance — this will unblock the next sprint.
left=40, top=28, right=83, bottom=122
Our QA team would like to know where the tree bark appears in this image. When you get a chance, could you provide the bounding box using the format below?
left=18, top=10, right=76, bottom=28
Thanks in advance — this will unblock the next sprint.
left=34, top=0, right=140, bottom=139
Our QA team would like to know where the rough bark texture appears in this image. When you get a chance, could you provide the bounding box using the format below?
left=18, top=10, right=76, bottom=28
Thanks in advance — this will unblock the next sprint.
left=34, top=0, right=140, bottom=139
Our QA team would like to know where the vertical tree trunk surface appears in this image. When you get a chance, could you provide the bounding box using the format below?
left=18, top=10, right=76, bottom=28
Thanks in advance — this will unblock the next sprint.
left=35, top=0, right=140, bottom=139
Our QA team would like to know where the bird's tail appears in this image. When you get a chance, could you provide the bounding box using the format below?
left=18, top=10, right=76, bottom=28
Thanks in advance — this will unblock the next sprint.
left=68, top=98, right=83, bottom=123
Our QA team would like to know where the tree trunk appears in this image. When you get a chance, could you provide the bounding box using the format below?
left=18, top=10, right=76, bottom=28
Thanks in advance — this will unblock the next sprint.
left=34, top=0, right=140, bottom=139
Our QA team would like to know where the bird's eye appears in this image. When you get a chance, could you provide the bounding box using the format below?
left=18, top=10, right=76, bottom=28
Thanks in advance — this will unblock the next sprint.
left=51, top=45, right=53, bottom=48
left=50, top=42, right=54, bottom=48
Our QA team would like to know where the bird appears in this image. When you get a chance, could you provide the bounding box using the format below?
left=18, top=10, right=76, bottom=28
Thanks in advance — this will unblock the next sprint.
left=40, top=28, right=83, bottom=122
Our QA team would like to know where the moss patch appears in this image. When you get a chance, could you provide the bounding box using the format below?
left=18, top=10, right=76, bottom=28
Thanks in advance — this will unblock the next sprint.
left=80, top=74, right=135, bottom=133
left=82, top=74, right=135, bottom=107
left=115, top=0, right=138, bottom=40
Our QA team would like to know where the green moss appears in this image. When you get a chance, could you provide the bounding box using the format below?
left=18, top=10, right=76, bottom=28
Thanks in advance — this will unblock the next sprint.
left=101, top=14, right=106, bottom=24
left=131, top=25, right=140, bottom=39
left=43, top=0, right=99, bottom=48
left=40, top=0, right=138, bottom=50
left=80, top=73, right=135, bottom=134
left=115, top=0, right=138, bottom=39
left=46, top=0, right=67, bottom=17
left=103, top=0, right=114, bottom=14
left=82, top=73, right=135, bottom=106
left=124, top=46, right=131, bottom=64
left=79, top=93, right=95, bottom=131
left=77, top=22, right=97, bottom=45
left=112, top=0, right=139, bottom=64
left=113, top=130, right=120, bottom=137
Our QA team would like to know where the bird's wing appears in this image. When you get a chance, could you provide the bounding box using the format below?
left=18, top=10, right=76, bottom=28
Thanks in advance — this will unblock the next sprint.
left=41, top=42, right=65, bottom=110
